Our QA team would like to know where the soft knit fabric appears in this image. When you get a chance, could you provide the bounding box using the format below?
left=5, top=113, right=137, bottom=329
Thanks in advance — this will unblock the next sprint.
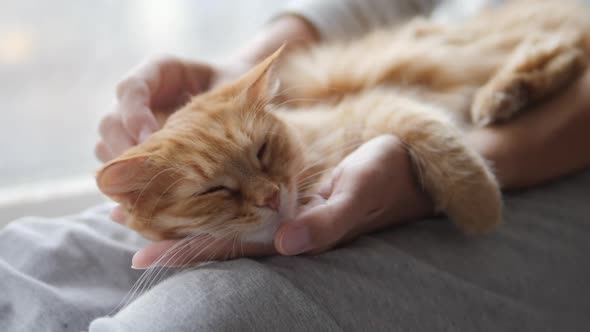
left=0, top=170, right=588, bottom=331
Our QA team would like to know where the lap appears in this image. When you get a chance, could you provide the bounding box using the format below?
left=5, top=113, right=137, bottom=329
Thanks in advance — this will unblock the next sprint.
left=93, top=170, right=590, bottom=332
left=1, top=170, right=588, bottom=331
left=0, top=204, right=146, bottom=332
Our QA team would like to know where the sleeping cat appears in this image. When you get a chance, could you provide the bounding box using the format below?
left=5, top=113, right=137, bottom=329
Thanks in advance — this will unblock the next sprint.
left=97, top=0, right=590, bottom=243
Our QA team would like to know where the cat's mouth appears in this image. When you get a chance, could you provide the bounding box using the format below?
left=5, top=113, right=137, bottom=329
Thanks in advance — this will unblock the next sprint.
left=239, top=184, right=296, bottom=243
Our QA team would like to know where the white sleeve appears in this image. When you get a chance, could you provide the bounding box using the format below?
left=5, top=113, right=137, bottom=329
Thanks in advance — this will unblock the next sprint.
left=281, top=0, right=444, bottom=41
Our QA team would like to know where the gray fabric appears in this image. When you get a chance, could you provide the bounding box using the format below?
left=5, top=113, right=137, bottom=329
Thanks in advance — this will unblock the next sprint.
left=0, top=170, right=589, bottom=332
left=283, top=0, right=443, bottom=41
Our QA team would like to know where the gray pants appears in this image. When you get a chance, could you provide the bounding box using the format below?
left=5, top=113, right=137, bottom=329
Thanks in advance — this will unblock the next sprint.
left=1, top=170, right=589, bottom=332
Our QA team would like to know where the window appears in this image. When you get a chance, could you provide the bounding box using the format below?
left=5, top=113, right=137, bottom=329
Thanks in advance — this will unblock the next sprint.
left=0, top=0, right=284, bottom=222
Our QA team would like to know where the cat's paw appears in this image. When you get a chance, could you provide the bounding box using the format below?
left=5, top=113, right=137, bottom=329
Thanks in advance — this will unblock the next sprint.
left=471, top=78, right=528, bottom=126
left=471, top=34, right=586, bottom=127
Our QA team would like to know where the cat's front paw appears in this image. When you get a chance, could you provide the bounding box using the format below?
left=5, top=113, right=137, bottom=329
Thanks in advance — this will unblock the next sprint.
left=471, top=79, right=527, bottom=126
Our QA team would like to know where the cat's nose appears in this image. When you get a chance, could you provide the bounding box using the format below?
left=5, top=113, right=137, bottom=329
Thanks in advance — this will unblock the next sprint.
left=255, top=190, right=281, bottom=212
left=266, top=192, right=281, bottom=211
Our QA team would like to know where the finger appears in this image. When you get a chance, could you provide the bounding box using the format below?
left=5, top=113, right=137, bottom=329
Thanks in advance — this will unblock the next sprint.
left=132, top=236, right=276, bottom=269
left=94, top=141, right=115, bottom=163
left=98, top=112, right=136, bottom=156
left=275, top=193, right=358, bottom=256
left=110, top=205, right=127, bottom=225
left=116, top=68, right=161, bottom=142
left=132, top=240, right=178, bottom=269
left=151, top=58, right=213, bottom=106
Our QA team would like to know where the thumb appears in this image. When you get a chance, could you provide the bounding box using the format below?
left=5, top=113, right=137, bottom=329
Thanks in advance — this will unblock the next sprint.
left=274, top=194, right=356, bottom=255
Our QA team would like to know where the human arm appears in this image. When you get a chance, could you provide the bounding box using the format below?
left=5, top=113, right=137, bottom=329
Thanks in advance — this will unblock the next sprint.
left=470, top=70, right=590, bottom=190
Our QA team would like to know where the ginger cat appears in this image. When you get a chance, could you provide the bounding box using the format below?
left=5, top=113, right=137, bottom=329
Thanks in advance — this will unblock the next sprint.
left=97, top=0, right=590, bottom=243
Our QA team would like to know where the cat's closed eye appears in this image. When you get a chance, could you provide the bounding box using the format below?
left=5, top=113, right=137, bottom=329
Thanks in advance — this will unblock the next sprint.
left=257, top=141, right=268, bottom=166
left=198, top=186, right=229, bottom=196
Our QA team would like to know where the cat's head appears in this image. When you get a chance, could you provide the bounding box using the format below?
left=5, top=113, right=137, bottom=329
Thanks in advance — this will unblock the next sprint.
left=97, top=47, right=304, bottom=243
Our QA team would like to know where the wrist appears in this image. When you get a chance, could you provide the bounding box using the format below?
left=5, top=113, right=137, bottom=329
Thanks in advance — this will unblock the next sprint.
left=232, top=14, right=319, bottom=66
left=351, top=138, right=435, bottom=237
left=393, top=146, right=435, bottom=222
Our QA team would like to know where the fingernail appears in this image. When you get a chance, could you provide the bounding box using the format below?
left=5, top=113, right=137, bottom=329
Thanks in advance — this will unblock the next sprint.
left=131, top=252, right=146, bottom=270
left=279, top=226, right=311, bottom=255
left=138, top=127, right=152, bottom=143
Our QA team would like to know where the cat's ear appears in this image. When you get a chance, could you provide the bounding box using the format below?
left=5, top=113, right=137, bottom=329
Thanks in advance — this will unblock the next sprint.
left=243, top=44, right=285, bottom=103
left=96, top=155, right=157, bottom=206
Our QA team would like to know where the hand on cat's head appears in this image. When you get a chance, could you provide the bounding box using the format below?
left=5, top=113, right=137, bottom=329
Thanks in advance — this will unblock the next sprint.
left=122, top=135, right=433, bottom=268
left=97, top=46, right=305, bottom=243
left=95, top=54, right=252, bottom=163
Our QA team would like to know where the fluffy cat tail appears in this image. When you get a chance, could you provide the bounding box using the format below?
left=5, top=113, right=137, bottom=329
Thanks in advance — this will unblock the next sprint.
left=359, top=90, right=503, bottom=233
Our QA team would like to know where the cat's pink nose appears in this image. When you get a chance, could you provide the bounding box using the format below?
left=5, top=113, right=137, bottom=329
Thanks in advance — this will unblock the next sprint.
left=256, top=191, right=281, bottom=212
left=267, top=192, right=281, bottom=211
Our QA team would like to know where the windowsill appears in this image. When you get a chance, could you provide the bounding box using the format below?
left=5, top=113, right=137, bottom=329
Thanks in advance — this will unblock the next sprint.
left=0, top=175, right=107, bottom=227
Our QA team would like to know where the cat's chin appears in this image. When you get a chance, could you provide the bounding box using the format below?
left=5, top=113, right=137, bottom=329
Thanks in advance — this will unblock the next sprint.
left=239, top=219, right=281, bottom=244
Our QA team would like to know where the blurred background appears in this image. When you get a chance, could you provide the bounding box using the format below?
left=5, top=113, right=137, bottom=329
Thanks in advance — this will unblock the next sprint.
left=0, top=0, right=284, bottom=223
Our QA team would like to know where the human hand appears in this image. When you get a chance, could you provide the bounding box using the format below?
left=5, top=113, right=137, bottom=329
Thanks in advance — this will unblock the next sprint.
left=274, top=135, right=434, bottom=255
left=95, top=56, right=251, bottom=162
left=124, top=135, right=433, bottom=268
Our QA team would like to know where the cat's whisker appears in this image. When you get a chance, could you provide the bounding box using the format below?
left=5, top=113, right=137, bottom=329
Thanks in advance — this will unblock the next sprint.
left=271, top=97, right=327, bottom=109
left=231, top=233, right=238, bottom=259
left=296, top=193, right=323, bottom=199
left=120, top=243, right=189, bottom=310
left=135, top=248, right=192, bottom=298
left=239, top=235, right=245, bottom=258
left=133, top=235, right=200, bottom=290
left=108, top=234, right=199, bottom=315
left=297, top=181, right=325, bottom=194
left=273, top=84, right=318, bottom=97
left=142, top=235, right=215, bottom=292
left=148, top=176, right=188, bottom=219
left=295, top=139, right=364, bottom=178
left=137, top=227, right=236, bottom=299
left=180, top=228, right=238, bottom=265
left=271, top=83, right=340, bottom=101
left=296, top=166, right=340, bottom=184
left=296, top=130, right=364, bottom=164
left=130, top=167, right=178, bottom=214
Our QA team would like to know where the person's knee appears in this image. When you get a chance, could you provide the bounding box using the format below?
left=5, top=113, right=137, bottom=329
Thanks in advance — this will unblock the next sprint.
left=91, top=259, right=322, bottom=331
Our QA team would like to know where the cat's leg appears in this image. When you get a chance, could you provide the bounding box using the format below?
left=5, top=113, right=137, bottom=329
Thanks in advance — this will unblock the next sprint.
left=471, top=32, right=587, bottom=126
left=357, top=91, right=502, bottom=233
